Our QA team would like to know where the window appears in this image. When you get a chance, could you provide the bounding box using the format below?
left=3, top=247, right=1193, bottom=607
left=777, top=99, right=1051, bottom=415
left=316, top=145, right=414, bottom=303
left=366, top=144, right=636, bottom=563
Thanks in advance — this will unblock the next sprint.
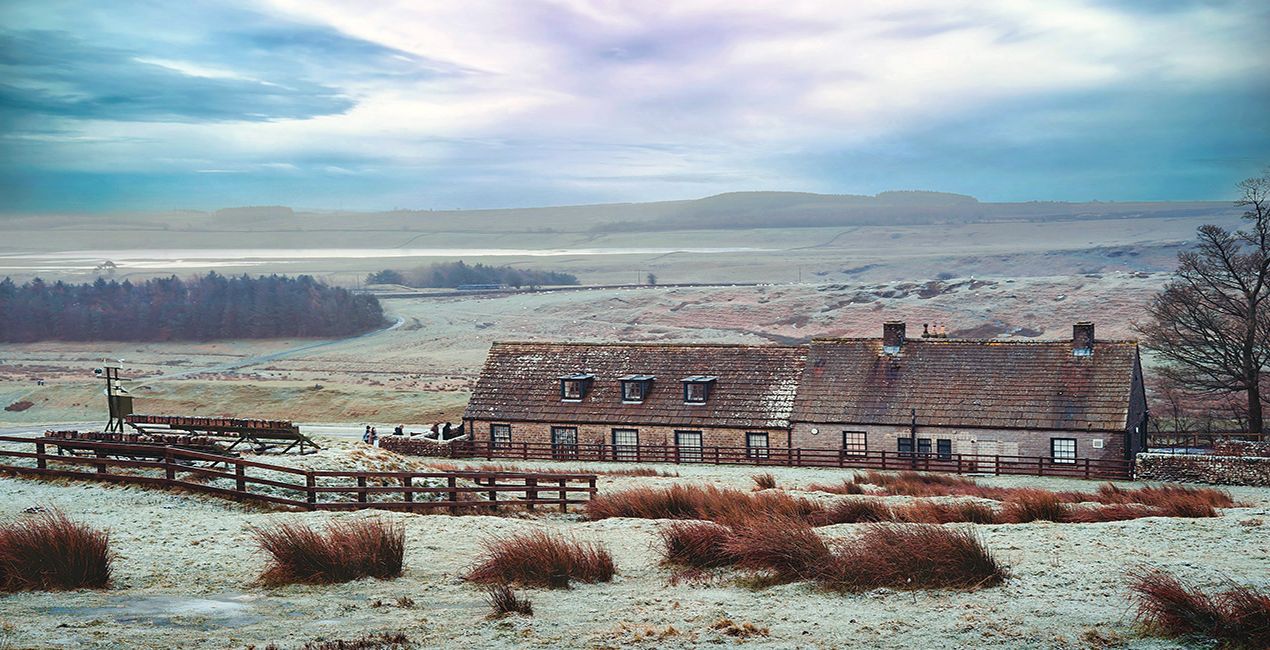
left=612, top=429, right=639, bottom=462
left=681, top=376, right=717, bottom=404
left=558, top=373, right=593, bottom=401
left=676, top=430, right=703, bottom=463
left=917, top=438, right=932, bottom=456
left=619, top=375, right=654, bottom=403
left=1051, top=438, right=1077, bottom=464
left=490, top=423, right=511, bottom=449
left=937, top=438, right=952, bottom=460
left=746, top=432, right=769, bottom=459
left=897, top=438, right=913, bottom=455
left=843, top=431, right=867, bottom=456
left=551, top=426, right=578, bottom=459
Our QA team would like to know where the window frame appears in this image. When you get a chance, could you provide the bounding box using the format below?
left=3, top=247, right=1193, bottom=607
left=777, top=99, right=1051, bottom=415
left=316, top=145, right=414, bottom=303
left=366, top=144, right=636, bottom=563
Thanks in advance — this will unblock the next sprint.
left=675, top=430, right=704, bottom=463
left=490, top=423, right=512, bottom=449
left=842, top=431, right=867, bottom=457
left=746, top=432, right=770, bottom=460
left=917, top=437, right=932, bottom=456
left=1051, top=437, right=1077, bottom=464
left=551, top=426, right=579, bottom=460
left=683, top=381, right=709, bottom=404
left=611, top=428, right=639, bottom=462
left=621, top=380, right=647, bottom=403
left=936, top=438, right=953, bottom=460
left=896, top=437, right=914, bottom=455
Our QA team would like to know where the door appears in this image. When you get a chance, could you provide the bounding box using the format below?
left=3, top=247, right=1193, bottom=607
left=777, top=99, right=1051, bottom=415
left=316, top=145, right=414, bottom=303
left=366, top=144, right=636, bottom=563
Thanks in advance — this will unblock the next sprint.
left=676, top=430, right=703, bottom=463
left=612, top=429, right=639, bottom=462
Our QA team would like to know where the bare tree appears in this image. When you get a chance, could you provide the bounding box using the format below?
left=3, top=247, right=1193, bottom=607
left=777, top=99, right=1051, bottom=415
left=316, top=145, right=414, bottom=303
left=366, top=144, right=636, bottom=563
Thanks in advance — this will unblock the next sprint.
left=1138, top=169, right=1270, bottom=432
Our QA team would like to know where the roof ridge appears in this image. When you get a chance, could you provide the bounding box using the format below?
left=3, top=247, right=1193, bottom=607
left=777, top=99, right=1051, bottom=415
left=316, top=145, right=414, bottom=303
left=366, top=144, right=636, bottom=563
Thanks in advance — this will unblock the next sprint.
left=809, top=337, right=1139, bottom=345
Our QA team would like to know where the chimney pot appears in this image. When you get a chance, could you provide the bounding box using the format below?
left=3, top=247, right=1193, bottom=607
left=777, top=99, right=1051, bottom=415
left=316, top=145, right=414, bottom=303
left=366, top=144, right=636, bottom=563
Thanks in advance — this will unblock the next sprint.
left=883, top=321, right=906, bottom=354
left=1073, top=321, right=1094, bottom=356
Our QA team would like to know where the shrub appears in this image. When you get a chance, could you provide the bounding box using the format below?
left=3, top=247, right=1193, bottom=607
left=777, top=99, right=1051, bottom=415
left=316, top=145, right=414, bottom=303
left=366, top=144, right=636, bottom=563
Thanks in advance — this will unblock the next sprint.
left=251, top=518, right=404, bottom=586
left=1002, top=490, right=1069, bottom=523
left=722, top=516, right=832, bottom=583
left=0, top=509, right=112, bottom=592
left=823, top=524, right=1008, bottom=592
left=751, top=473, right=777, bottom=491
left=657, top=521, right=736, bottom=569
left=1128, top=568, right=1270, bottom=649
left=466, top=530, right=614, bottom=588
left=813, top=498, right=895, bottom=525
left=485, top=583, right=534, bottom=618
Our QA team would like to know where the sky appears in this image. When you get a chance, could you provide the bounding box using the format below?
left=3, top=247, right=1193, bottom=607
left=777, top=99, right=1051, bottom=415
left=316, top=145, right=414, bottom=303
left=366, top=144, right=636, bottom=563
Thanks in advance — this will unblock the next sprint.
left=0, top=0, right=1267, bottom=213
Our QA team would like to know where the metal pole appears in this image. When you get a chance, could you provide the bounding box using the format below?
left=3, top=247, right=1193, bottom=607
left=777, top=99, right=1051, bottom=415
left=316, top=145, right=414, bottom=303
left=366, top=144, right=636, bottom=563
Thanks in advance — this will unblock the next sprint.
left=910, top=408, right=918, bottom=470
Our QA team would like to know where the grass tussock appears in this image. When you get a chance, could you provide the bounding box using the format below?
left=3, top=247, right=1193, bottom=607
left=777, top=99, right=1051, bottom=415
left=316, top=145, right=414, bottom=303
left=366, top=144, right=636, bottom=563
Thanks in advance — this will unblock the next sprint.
left=711, top=617, right=770, bottom=638
left=751, top=473, right=777, bottom=491
left=0, top=509, right=112, bottom=592
left=251, top=519, right=404, bottom=586
left=722, top=516, right=833, bottom=583
left=1002, top=490, right=1070, bottom=523
left=812, top=498, right=895, bottom=525
left=466, top=530, right=614, bottom=588
left=586, top=484, right=821, bottom=526
left=657, top=521, right=736, bottom=569
left=895, top=500, right=999, bottom=525
left=824, top=524, right=1009, bottom=592
left=253, top=632, right=413, bottom=650
left=485, top=583, right=534, bottom=618
left=1128, top=568, right=1270, bottom=650
left=805, top=480, right=867, bottom=495
left=1098, top=483, right=1233, bottom=509
left=425, top=461, right=676, bottom=477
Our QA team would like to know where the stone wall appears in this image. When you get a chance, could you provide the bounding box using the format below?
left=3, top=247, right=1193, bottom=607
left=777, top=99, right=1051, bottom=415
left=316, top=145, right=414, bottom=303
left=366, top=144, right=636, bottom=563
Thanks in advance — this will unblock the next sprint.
left=1135, top=452, right=1270, bottom=487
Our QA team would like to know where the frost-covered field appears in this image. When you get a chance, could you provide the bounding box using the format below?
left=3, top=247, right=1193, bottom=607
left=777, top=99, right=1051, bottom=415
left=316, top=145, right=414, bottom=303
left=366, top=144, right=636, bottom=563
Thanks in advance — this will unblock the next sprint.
left=0, top=438, right=1266, bottom=649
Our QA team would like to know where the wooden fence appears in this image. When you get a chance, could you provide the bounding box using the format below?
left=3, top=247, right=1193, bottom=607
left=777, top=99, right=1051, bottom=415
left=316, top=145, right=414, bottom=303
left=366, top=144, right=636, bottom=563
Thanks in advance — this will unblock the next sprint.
left=0, top=436, right=596, bottom=513
left=442, top=439, right=1135, bottom=480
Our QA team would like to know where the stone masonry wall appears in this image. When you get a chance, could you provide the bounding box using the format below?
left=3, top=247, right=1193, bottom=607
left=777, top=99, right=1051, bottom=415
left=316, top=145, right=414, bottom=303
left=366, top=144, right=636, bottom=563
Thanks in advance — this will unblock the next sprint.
left=1135, top=452, right=1270, bottom=487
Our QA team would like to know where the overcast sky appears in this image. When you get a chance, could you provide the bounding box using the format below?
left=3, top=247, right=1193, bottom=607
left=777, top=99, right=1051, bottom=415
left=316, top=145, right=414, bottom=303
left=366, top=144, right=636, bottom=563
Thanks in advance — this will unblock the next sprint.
left=1, top=0, right=1267, bottom=212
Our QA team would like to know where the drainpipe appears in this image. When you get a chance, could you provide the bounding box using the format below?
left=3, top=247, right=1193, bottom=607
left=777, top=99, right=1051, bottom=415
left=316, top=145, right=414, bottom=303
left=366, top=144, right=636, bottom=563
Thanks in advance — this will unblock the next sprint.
left=910, top=408, right=918, bottom=470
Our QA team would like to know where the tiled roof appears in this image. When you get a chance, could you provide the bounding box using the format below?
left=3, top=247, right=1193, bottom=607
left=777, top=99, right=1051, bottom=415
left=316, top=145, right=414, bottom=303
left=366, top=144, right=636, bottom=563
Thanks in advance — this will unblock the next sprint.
left=463, top=342, right=807, bottom=429
left=793, top=338, right=1139, bottom=431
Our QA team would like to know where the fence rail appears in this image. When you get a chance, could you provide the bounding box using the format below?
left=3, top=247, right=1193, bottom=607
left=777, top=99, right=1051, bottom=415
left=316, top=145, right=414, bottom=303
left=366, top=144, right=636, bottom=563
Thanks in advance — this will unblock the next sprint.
left=0, top=436, right=596, bottom=513
left=435, top=439, right=1134, bottom=480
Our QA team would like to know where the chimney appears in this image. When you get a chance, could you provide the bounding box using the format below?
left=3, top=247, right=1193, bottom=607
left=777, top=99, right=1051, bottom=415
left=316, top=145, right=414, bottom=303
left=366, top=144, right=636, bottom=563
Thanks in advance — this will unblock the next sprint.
left=1073, top=321, right=1094, bottom=356
left=883, top=321, right=906, bottom=355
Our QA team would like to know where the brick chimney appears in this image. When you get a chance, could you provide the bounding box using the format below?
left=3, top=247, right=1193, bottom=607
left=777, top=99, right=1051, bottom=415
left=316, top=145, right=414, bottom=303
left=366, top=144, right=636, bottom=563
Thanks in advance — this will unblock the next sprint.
left=1073, top=321, right=1094, bottom=356
left=883, top=321, right=906, bottom=355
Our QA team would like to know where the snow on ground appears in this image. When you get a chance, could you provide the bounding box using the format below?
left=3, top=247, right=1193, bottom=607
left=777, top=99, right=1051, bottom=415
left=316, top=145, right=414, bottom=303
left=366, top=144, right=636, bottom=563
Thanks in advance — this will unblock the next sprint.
left=0, top=437, right=1267, bottom=649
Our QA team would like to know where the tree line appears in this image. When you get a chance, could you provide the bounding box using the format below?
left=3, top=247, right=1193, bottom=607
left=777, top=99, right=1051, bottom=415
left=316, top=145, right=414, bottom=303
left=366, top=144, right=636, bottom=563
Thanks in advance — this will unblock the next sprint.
left=0, top=273, right=386, bottom=342
left=367, top=261, right=578, bottom=288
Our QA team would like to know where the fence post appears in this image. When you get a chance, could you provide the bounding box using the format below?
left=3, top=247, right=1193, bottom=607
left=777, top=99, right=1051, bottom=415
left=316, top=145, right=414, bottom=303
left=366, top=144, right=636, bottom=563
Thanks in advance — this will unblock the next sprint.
left=306, top=472, right=316, bottom=510
left=488, top=476, right=497, bottom=504
left=447, top=476, right=459, bottom=514
left=526, top=477, right=538, bottom=511
left=994, top=455, right=1000, bottom=476
left=164, top=448, right=176, bottom=482
left=95, top=449, right=107, bottom=474
left=402, top=476, right=413, bottom=507
left=236, top=463, right=246, bottom=493
left=881, top=451, right=887, bottom=471
left=1037, top=457, right=1044, bottom=476
left=35, top=440, right=46, bottom=470
left=558, top=478, right=567, bottom=513
left=357, top=476, right=368, bottom=503
left=1084, top=459, right=1091, bottom=480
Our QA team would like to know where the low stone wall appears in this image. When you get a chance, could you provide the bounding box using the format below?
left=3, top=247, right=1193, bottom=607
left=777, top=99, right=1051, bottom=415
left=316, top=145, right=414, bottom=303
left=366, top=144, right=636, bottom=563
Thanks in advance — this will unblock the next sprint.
left=379, top=435, right=472, bottom=458
left=1212, top=439, right=1270, bottom=457
left=1136, top=452, right=1270, bottom=487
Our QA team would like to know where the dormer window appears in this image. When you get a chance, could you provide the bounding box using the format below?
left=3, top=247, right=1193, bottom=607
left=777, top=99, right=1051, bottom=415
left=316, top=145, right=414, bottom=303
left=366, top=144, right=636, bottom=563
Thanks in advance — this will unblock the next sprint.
left=558, top=373, right=594, bottom=401
left=619, top=374, right=655, bottom=403
left=682, top=375, right=717, bottom=404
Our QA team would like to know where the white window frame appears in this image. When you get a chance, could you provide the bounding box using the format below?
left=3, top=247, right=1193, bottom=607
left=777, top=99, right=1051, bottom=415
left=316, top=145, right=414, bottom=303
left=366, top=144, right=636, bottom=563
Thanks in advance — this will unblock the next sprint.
left=746, top=432, right=769, bottom=459
left=843, top=431, right=867, bottom=457
left=1051, top=437, right=1077, bottom=464
left=490, top=423, right=512, bottom=449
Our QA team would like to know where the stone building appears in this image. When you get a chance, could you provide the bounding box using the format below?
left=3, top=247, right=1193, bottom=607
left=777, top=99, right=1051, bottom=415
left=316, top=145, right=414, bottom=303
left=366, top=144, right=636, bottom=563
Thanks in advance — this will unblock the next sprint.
left=462, top=322, right=1147, bottom=465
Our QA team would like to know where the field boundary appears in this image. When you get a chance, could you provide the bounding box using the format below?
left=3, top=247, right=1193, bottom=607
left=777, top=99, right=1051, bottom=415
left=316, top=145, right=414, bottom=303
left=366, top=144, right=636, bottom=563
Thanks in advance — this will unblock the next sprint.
left=382, top=437, right=1134, bottom=481
left=0, top=436, right=596, bottom=513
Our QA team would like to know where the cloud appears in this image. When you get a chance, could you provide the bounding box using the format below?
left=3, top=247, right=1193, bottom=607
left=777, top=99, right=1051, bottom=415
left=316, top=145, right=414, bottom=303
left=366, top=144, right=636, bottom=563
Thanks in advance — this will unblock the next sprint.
left=0, top=0, right=1266, bottom=211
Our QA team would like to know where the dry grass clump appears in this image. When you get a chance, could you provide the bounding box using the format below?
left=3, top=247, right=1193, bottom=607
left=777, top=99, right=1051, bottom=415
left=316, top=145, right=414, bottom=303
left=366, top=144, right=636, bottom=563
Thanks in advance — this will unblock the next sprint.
left=1002, top=490, right=1070, bottom=523
left=0, top=509, right=112, bottom=592
left=854, top=471, right=991, bottom=497
left=823, top=524, right=1008, bottom=592
left=485, top=583, right=533, bottom=618
left=1128, top=568, right=1270, bottom=649
left=253, top=632, right=413, bottom=650
left=1098, top=483, right=1233, bottom=509
left=658, top=521, right=736, bottom=569
left=711, top=617, right=770, bottom=638
left=425, top=461, right=676, bottom=477
left=812, top=498, right=896, bottom=525
left=466, top=530, right=614, bottom=588
left=751, top=473, right=777, bottom=491
left=251, top=519, right=404, bottom=586
left=895, top=500, right=999, bottom=525
left=586, top=484, right=821, bottom=526
left=805, top=480, right=866, bottom=495
left=723, top=516, right=833, bottom=583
